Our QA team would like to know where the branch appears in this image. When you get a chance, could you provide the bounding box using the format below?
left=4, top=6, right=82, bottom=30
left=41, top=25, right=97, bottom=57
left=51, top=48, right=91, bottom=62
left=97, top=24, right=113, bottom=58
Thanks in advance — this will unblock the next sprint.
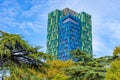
left=0, top=57, right=9, bottom=67
left=13, top=55, right=43, bottom=67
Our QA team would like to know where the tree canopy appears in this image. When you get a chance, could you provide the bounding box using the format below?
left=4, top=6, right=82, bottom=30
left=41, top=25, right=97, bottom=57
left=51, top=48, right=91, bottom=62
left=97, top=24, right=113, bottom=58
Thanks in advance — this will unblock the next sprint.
left=0, top=30, right=119, bottom=80
left=65, top=48, right=112, bottom=80
left=0, top=31, right=49, bottom=79
left=106, top=46, right=120, bottom=80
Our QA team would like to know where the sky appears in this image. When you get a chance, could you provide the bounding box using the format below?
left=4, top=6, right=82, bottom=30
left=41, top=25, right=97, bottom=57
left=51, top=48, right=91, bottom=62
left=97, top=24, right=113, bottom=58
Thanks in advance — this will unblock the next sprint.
left=0, top=0, right=120, bottom=57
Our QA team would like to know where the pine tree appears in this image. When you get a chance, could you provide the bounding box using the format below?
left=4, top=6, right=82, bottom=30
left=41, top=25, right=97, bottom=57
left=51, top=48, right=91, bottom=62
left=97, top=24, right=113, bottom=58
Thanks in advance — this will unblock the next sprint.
left=0, top=31, right=49, bottom=79
left=65, top=48, right=112, bottom=80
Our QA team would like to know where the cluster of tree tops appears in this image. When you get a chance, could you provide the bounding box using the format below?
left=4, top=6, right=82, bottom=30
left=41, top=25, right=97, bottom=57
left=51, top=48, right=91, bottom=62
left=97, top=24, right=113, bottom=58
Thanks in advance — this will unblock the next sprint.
left=0, top=30, right=120, bottom=80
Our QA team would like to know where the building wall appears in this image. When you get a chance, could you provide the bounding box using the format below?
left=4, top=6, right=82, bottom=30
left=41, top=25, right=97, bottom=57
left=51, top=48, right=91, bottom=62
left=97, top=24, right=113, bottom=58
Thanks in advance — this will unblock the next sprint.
left=59, top=14, right=81, bottom=60
left=62, top=8, right=77, bottom=16
left=47, top=9, right=63, bottom=59
left=47, top=8, right=93, bottom=60
left=76, top=12, right=93, bottom=57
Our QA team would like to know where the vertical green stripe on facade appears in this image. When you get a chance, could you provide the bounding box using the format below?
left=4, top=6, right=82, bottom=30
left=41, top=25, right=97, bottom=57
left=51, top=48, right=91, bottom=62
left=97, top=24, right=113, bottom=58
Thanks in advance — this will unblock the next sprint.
left=47, top=8, right=93, bottom=60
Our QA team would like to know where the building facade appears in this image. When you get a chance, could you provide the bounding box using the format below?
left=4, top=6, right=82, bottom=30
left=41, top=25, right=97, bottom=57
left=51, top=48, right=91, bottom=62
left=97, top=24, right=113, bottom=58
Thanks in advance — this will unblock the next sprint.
left=47, top=8, right=92, bottom=60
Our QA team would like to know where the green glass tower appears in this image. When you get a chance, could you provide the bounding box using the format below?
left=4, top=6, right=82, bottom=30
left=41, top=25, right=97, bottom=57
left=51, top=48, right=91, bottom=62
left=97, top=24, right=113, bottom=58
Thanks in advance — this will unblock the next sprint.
left=76, top=12, right=92, bottom=58
left=47, top=8, right=92, bottom=60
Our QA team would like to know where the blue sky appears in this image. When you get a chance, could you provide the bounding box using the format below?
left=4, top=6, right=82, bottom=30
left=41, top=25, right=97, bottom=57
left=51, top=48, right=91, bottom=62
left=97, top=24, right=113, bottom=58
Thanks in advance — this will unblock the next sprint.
left=0, top=0, right=120, bottom=57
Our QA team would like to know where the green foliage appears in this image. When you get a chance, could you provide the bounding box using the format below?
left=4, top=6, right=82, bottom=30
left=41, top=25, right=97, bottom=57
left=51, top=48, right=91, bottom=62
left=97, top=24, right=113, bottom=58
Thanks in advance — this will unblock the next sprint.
left=113, top=46, right=120, bottom=56
left=66, top=65, right=106, bottom=80
left=66, top=49, right=112, bottom=80
left=0, top=31, right=49, bottom=79
left=70, top=48, right=91, bottom=62
left=40, top=60, right=73, bottom=80
left=4, top=64, right=43, bottom=80
left=106, top=46, right=120, bottom=80
left=0, top=30, right=30, bottom=59
left=1, top=31, right=119, bottom=80
left=0, top=31, right=46, bottom=67
left=52, top=73, right=68, bottom=80
left=106, top=60, right=120, bottom=80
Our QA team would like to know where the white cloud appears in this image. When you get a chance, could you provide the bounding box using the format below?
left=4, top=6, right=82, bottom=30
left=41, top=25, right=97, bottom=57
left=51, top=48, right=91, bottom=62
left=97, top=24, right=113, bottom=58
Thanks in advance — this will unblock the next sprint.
left=105, top=22, right=120, bottom=40
left=20, top=22, right=43, bottom=33
left=22, top=5, right=42, bottom=18
left=1, top=0, right=120, bottom=57
left=93, top=37, right=112, bottom=57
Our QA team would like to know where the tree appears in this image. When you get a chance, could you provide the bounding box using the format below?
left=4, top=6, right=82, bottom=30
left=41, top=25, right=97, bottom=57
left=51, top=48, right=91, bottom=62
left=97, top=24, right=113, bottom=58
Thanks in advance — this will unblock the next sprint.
left=106, top=60, right=120, bottom=80
left=0, top=31, right=48, bottom=79
left=52, top=73, right=68, bottom=80
left=70, top=48, right=91, bottom=63
left=66, top=49, right=112, bottom=80
left=113, top=46, right=120, bottom=56
left=40, top=60, right=73, bottom=80
left=106, top=46, right=120, bottom=80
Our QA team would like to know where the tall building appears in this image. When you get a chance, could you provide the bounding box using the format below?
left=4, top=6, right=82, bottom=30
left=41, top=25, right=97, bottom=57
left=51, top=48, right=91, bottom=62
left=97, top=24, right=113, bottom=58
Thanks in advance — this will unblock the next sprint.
left=47, top=8, right=92, bottom=60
